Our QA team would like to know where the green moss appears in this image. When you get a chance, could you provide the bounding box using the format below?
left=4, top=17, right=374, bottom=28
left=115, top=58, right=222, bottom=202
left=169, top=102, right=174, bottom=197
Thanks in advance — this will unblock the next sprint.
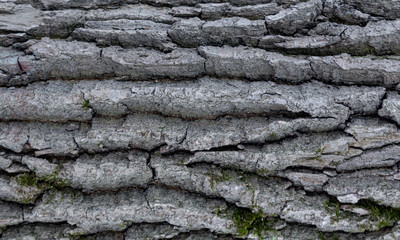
left=256, top=168, right=277, bottom=178
left=209, top=175, right=215, bottom=191
left=67, top=232, right=86, bottom=240
left=249, top=187, right=256, bottom=206
left=16, top=173, right=39, bottom=187
left=71, top=190, right=83, bottom=203
left=178, top=158, right=186, bottom=166
left=311, top=146, right=326, bottom=162
left=233, top=208, right=259, bottom=237
left=208, top=169, right=235, bottom=191
left=324, top=198, right=400, bottom=231
left=313, top=155, right=322, bottom=162
left=317, top=231, right=326, bottom=240
left=315, top=146, right=326, bottom=155
left=20, top=194, right=37, bottom=204
left=332, top=235, right=341, bottom=240
left=253, top=218, right=277, bottom=239
left=237, top=170, right=255, bottom=182
left=317, top=230, right=342, bottom=240
left=81, top=99, right=91, bottom=111
left=215, top=206, right=229, bottom=218
left=318, top=231, right=341, bottom=240
left=41, top=168, right=70, bottom=187
left=357, top=199, right=400, bottom=229
left=233, top=208, right=276, bottom=238
left=269, top=132, right=279, bottom=141
left=360, top=45, right=376, bottom=55
left=16, top=167, right=70, bottom=190
left=119, top=220, right=133, bottom=230
left=177, top=200, right=183, bottom=208
left=221, top=171, right=235, bottom=182
left=324, top=198, right=341, bottom=223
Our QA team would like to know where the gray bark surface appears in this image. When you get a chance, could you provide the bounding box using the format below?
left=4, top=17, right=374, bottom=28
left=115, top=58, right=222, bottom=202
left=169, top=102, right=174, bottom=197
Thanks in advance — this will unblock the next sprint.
left=0, top=0, right=400, bottom=239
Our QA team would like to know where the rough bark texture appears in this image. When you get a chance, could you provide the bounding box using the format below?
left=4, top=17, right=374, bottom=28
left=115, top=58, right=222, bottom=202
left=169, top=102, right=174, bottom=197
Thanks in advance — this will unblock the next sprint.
left=0, top=0, right=400, bottom=239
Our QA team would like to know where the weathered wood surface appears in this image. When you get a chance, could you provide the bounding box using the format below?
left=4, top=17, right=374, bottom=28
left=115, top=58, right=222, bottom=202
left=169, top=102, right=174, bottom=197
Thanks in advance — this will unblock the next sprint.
left=0, top=0, right=400, bottom=239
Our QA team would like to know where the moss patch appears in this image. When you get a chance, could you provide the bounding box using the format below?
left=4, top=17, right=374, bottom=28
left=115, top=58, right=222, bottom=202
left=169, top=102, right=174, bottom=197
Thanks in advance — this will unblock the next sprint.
left=360, top=45, right=376, bottom=55
left=312, top=146, right=326, bottom=162
left=41, top=169, right=70, bottom=188
left=233, top=208, right=277, bottom=238
left=208, top=169, right=235, bottom=191
left=357, top=199, right=400, bottom=229
left=317, top=231, right=341, bottom=240
left=16, top=173, right=39, bottom=187
left=81, top=99, right=91, bottom=111
left=66, top=231, right=87, bottom=240
left=324, top=197, right=400, bottom=230
left=16, top=167, right=70, bottom=190
left=324, top=198, right=341, bottom=223
left=269, top=132, right=279, bottom=141
left=119, top=220, right=133, bottom=230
